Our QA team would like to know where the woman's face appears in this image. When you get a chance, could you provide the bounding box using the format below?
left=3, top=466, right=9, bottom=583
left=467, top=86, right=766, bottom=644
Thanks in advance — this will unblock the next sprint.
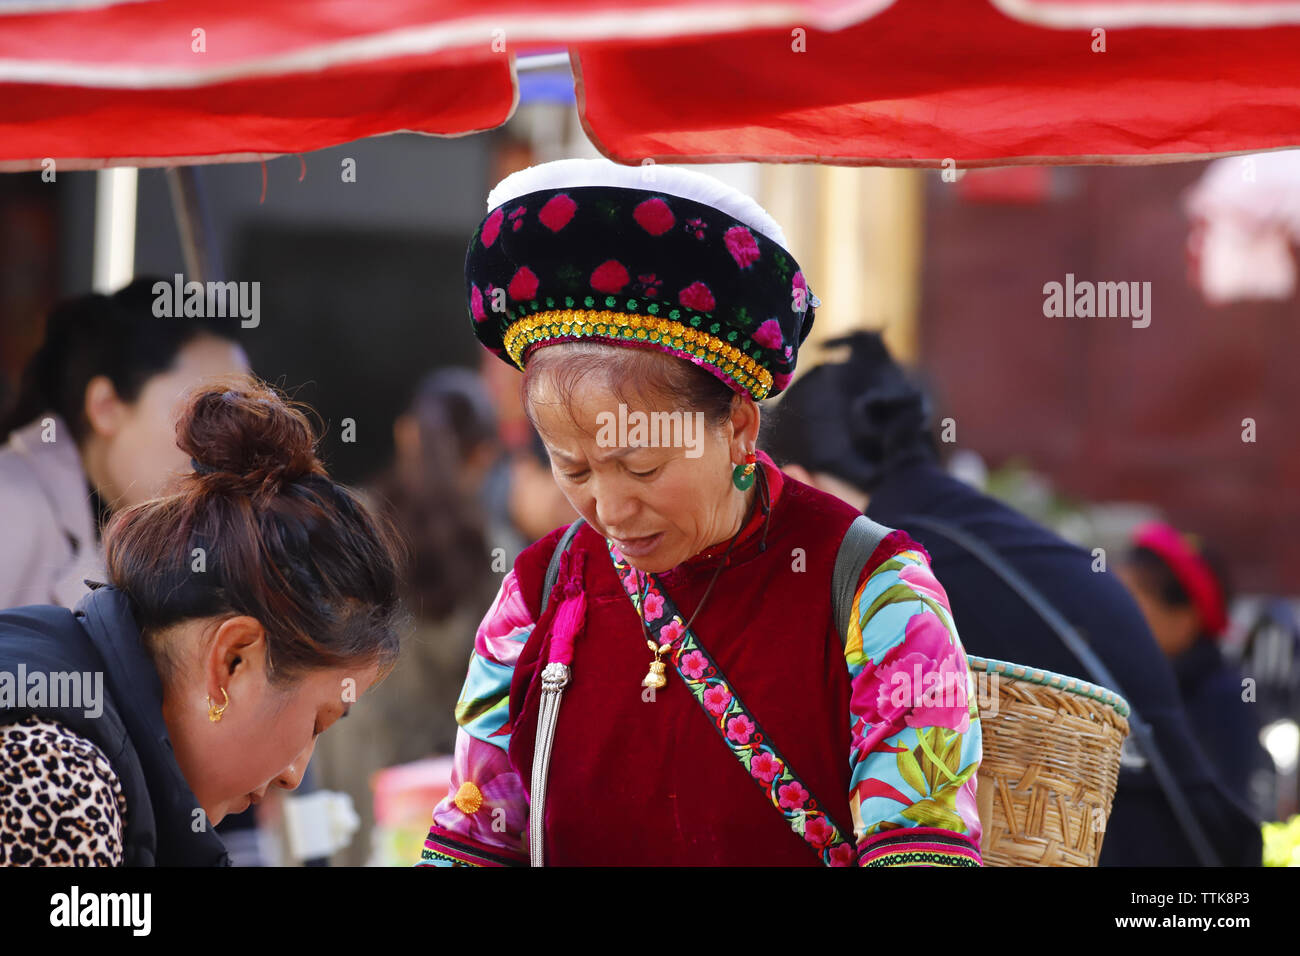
left=1116, top=564, right=1200, bottom=658
left=528, top=366, right=758, bottom=573
left=161, top=615, right=383, bottom=827
left=91, top=334, right=249, bottom=509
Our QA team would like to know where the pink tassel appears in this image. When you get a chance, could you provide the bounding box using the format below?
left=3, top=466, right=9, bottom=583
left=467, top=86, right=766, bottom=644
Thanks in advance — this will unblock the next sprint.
left=548, top=550, right=586, bottom=666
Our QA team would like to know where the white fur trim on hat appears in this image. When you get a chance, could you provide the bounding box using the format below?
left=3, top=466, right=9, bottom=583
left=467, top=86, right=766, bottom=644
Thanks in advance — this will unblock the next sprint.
left=485, top=157, right=788, bottom=248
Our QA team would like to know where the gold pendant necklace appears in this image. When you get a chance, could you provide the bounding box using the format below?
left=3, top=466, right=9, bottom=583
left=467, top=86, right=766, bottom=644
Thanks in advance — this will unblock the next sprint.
left=642, top=639, right=672, bottom=689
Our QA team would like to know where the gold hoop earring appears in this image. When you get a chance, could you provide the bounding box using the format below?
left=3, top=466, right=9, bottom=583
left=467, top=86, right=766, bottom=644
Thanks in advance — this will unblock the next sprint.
left=207, top=687, right=230, bottom=723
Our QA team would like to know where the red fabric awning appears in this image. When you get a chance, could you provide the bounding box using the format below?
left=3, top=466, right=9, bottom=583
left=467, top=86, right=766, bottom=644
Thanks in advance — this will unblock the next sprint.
left=2, top=0, right=1299, bottom=169
left=575, top=0, right=1300, bottom=166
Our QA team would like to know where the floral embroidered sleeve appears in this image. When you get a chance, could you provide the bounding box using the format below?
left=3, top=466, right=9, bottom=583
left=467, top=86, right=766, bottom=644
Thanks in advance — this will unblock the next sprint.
left=845, top=540, right=984, bottom=867
left=417, top=569, right=533, bottom=867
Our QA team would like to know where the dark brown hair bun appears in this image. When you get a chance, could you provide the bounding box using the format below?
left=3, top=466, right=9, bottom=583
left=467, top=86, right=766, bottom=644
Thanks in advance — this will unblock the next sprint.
left=106, top=373, right=408, bottom=686
left=177, top=376, right=325, bottom=498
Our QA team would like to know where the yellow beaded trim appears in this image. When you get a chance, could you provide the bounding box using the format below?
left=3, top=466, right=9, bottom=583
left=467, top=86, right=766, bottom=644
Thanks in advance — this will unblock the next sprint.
left=502, top=309, right=774, bottom=400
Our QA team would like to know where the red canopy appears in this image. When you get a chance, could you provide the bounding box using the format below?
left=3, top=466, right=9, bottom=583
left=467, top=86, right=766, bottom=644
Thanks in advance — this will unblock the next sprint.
left=2, top=0, right=1299, bottom=169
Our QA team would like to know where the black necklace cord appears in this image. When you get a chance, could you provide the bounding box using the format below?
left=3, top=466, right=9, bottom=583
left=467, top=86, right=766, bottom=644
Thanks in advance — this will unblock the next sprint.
left=757, top=462, right=772, bottom=554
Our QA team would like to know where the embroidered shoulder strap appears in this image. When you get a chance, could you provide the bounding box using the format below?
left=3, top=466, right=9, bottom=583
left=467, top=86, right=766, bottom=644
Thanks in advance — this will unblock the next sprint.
left=608, top=542, right=859, bottom=867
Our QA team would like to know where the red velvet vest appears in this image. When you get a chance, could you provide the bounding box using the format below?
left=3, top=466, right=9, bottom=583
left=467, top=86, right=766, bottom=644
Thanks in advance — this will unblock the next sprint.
left=506, top=454, right=876, bottom=865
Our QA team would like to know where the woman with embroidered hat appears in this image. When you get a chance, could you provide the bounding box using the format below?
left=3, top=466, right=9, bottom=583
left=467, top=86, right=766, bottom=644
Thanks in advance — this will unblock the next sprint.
left=419, top=159, right=983, bottom=867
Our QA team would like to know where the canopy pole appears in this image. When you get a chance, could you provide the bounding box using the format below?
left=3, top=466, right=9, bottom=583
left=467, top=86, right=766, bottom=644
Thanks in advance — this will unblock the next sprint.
left=166, top=166, right=222, bottom=283
left=91, top=167, right=138, bottom=293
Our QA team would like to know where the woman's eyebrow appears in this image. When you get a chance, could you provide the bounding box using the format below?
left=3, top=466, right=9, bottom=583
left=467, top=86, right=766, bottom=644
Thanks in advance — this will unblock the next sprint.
left=552, top=446, right=642, bottom=464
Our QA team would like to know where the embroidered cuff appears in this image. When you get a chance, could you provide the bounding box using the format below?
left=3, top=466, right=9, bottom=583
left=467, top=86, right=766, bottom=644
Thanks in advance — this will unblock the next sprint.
left=857, top=827, right=982, bottom=867
left=417, top=827, right=528, bottom=868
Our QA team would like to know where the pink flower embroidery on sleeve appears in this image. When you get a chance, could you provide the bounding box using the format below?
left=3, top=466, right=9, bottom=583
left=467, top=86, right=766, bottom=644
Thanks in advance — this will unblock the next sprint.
left=851, top=612, right=970, bottom=743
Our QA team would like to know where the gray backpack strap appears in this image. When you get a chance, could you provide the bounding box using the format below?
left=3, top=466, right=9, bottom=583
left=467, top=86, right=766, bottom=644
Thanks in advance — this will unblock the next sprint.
left=832, top=514, right=894, bottom=648
left=540, top=518, right=587, bottom=616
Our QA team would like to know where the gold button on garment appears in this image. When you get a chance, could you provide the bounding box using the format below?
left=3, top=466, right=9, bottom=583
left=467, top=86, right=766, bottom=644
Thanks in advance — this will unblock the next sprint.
left=453, top=780, right=484, bottom=815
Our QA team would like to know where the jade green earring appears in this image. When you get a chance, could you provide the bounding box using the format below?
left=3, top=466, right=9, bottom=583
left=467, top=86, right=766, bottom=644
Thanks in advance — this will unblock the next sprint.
left=732, top=452, right=757, bottom=491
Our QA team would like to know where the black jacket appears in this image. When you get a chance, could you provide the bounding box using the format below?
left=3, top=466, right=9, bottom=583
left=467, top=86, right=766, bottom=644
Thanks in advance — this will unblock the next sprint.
left=0, top=584, right=230, bottom=866
left=1172, top=634, right=1271, bottom=809
left=867, top=461, right=1263, bottom=867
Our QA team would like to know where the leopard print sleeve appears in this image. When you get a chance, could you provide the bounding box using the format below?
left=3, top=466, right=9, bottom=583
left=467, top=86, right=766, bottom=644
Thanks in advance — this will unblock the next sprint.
left=0, top=715, right=129, bottom=866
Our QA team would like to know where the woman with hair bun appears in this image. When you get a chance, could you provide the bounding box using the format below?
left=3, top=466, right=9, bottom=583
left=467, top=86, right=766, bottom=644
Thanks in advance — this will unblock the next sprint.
left=0, top=376, right=408, bottom=866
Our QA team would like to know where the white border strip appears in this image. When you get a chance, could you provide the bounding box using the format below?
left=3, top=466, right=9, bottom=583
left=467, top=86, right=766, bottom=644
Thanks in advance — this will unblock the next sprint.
left=990, top=0, right=1300, bottom=28
left=0, top=0, right=154, bottom=15
left=0, top=1, right=895, bottom=87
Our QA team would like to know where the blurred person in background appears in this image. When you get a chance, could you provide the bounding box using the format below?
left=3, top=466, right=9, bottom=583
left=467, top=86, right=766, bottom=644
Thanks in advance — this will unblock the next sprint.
left=764, top=330, right=1263, bottom=866
left=0, top=279, right=247, bottom=610
left=0, top=377, right=407, bottom=866
left=507, top=430, right=578, bottom=543
left=311, top=367, right=503, bottom=865
left=1118, top=524, right=1272, bottom=810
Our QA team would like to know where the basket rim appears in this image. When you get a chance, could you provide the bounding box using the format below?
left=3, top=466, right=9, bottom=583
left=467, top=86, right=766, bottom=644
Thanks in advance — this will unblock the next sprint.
left=966, top=654, right=1131, bottom=719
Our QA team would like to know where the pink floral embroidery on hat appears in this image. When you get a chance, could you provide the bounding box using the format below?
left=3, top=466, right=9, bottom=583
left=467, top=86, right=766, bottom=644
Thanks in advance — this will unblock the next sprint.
left=773, top=371, right=794, bottom=392
left=754, top=318, right=783, bottom=350
left=539, top=194, right=577, bottom=232
left=678, top=282, right=715, bottom=312
left=633, top=198, right=675, bottom=236
left=480, top=208, right=504, bottom=248
left=508, top=267, right=539, bottom=301
left=590, top=260, right=630, bottom=294
left=636, top=273, right=662, bottom=298
left=470, top=284, right=487, bottom=321
left=724, top=226, right=761, bottom=269
left=508, top=206, right=526, bottom=232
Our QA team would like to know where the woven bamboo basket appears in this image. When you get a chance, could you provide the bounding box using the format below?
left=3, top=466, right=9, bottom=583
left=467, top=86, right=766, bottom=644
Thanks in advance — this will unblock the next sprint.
left=969, top=656, right=1131, bottom=867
